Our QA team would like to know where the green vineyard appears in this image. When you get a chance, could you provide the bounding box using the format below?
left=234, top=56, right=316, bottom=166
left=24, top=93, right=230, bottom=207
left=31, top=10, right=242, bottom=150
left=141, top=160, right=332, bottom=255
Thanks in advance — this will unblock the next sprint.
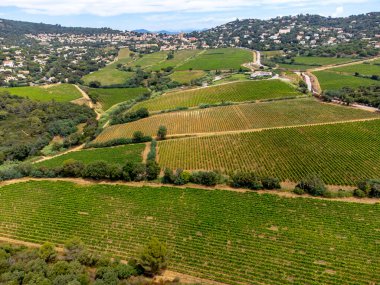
left=130, top=80, right=301, bottom=112
left=94, top=98, right=379, bottom=141
left=0, top=181, right=378, bottom=285
left=36, top=143, right=145, bottom=168
left=158, top=119, right=380, bottom=185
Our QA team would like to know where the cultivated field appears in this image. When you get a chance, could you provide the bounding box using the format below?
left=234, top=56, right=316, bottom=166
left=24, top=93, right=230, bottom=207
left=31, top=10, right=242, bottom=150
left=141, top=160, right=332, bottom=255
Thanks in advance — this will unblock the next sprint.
left=127, top=51, right=168, bottom=70
left=82, top=65, right=134, bottom=86
left=36, top=144, right=144, bottom=168
left=278, top=56, right=356, bottom=71
left=169, top=70, right=206, bottom=84
left=86, top=87, right=148, bottom=110
left=150, top=50, right=203, bottom=71
left=0, top=180, right=378, bottom=285
left=176, top=48, right=252, bottom=70
left=130, top=80, right=301, bottom=112
left=328, top=63, right=380, bottom=76
left=313, top=71, right=379, bottom=90
left=158, top=119, right=380, bottom=185
left=0, top=84, right=82, bottom=102
left=94, top=98, right=379, bottom=141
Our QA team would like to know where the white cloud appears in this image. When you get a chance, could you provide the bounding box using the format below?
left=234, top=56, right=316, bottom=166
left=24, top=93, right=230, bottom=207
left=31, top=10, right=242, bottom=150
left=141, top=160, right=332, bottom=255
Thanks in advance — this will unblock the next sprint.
left=0, top=0, right=369, bottom=16
left=332, top=6, right=344, bottom=17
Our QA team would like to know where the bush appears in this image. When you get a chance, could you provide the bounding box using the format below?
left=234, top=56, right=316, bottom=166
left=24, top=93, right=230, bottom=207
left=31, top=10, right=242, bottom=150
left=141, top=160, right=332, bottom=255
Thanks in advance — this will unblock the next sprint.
left=358, top=179, right=380, bottom=198
left=122, top=162, right=146, bottom=182
left=38, top=242, right=57, bottom=262
left=229, top=172, right=263, bottom=190
left=173, top=169, right=191, bottom=185
left=191, top=171, right=221, bottom=186
left=146, top=160, right=160, bottom=181
left=261, top=177, right=281, bottom=190
left=354, top=189, right=367, bottom=198
left=161, top=168, right=174, bottom=184
left=293, top=187, right=304, bottom=195
left=139, top=238, right=167, bottom=276
left=156, top=125, right=167, bottom=140
left=61, top=159, right=85, bottom=178
left=296, top=174, right=326, bottom=196
left=82, top=161, right=111, bottom=180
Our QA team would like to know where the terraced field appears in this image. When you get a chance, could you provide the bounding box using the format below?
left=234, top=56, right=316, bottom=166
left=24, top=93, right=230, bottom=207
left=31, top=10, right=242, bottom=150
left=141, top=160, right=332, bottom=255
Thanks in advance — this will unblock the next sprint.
left=130, top=80, right=301, bottom=112
left=169, top=70, right=207, bottom=84
left=86, top=87, right=148, bottom=110
left=36, top=144, right=144, bottom=168
left=176, top=48, right=252, bottom=71
left=0, top=180, right=378, bottom=285
left=94, top=99, right=379, bottom=141
left=158, top=119, right=380, bottom=185
left=0, top=84, right=82, bottom=102
left=313, top=71, right=379, bottom=90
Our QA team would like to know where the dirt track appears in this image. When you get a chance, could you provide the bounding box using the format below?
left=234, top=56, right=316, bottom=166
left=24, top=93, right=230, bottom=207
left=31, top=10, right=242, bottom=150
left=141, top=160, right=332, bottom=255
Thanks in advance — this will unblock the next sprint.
left=0, top=177, right=378, bottom=204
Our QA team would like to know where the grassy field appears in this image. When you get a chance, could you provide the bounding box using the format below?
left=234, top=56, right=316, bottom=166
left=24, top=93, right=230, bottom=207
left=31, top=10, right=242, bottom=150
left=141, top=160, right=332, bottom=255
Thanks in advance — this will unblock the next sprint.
left=94, top=99, right=379, bottom=141
left=313, top=71, right=379, bottom=90
left=0, top=84, right=82, bottom=102
left=82, top=64, right=134, bottom=87
left=127, top=51, right=168, bottom=70
left=158, top=119, right=380, bottom=185
left=150, top=50, right=202, bottom=71
left=169, top=70, right=206, bottom=84
left=176, top=48, right=252, bottom=71
left=36, top=144, right=144, bottom=168
left=86, top=87, right=148, bottom=110
left=328, top=63, right=380, bottom=76
left=0, top=180, right=379, bottom=285
left=130, top=80, right=301, bottom=112
left=118, top=47, right=130, bottom=59
left=278, top=57, right=356, bottom=71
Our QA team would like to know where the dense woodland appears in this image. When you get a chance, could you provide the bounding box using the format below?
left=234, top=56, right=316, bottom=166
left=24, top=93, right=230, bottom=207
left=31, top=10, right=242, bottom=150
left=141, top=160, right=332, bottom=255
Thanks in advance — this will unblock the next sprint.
left=0, top=93, right=96, bottom=163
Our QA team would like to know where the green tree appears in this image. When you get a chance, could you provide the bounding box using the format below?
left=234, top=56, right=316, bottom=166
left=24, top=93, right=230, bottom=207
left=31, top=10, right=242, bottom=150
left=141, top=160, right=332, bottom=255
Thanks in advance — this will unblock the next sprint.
left=139, top=238, right=167, bottom=276
left=146, top=160, right=160, bottom=181
left=156, top=125, right=167, bottom=140
left=38, top=242, right=57, bottom=262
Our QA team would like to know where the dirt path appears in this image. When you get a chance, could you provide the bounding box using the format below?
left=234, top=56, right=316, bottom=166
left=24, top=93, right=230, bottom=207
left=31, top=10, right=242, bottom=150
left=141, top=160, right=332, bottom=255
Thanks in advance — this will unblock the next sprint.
left=165, top=117, right=380, bottom=140
left=33, top=144, right=85, bottom=164
left=74, top=85, right=102, bottom=120
left=307, top=56, right=380, bottom=72
left=142, top=142, right=151, bottom=163
left=0, top=177, right=378, bottom=204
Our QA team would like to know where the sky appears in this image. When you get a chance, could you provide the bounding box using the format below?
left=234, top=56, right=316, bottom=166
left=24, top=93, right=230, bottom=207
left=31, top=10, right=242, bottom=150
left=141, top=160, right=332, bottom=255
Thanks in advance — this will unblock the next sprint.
left=0, top=0, right=378, bottom=32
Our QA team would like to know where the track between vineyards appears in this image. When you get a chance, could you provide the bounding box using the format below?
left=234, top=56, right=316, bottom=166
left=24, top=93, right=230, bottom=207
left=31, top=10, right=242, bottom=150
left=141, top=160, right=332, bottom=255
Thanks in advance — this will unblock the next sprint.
left=165, top=117, right=380, bottom=139
left=0, top=177, right=377, bottom=204
left=308, top=55, right=380, bottom=72
left=0, top=236, right=227, bottom=285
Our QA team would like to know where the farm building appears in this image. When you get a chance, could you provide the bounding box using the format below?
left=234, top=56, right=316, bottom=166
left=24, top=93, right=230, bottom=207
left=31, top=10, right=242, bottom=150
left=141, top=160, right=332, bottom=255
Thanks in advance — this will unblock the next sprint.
left=250, top=71, right=272, bottom=78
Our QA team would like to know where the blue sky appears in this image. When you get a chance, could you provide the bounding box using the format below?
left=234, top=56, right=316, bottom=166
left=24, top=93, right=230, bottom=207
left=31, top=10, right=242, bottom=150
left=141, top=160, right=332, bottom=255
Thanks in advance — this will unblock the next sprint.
left=0, top=0, right=378, bottom=31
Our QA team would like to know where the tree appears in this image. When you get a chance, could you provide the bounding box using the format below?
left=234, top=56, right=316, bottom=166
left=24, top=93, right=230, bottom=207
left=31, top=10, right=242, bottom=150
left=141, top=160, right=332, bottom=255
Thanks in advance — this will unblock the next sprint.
left=156, top=125, right=167, bottom=140
left=132, top=131, right=144, bottom=143
left=139, top=238, right=167, bottom=276
left=82, top=161, right=110, bottom=180
left=64, top=237, right=85, bottom=261
left=61, top=159, right=84, bottom=177
left=89, top=81, right=101, bottom=88
left=146, top=160, right=160, bottom=181
left=38, top=242, right=57, bottom=262
left=296, top=174, right=326, bottom=196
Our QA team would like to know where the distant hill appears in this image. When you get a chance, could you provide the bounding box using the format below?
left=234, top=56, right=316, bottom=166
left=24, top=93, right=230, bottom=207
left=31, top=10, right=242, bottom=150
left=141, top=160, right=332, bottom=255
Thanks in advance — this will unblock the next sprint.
left=0, top=18, right=121, bottom=38
left=188, top=12, right=380, bottom=50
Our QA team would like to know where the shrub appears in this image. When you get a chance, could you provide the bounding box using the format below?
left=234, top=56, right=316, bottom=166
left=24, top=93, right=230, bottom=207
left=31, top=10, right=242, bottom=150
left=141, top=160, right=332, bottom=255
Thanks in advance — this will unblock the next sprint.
left=161, top=168, right=174, bottom=184
left=61, top=159, right=85, bottom=178
left=296, top=174, right=326, bottom=196
left=191, top=171, right=221, bottom=186
left=132, top=131, right=145, bottom=143
left=38, top=242, right=57, bottom=262
left=354, top=189, right=366, bottom=198
left=156, top=125, right=167, bottom=140
left=139, top=238, right=167, bottom=276
left=82, top=161, right=111, bottom=180
left=293, top=187, right=304, bottom=195
left=173, top=169, right=191, bottom=185
left=146, top=160, right=160, bottom=181
left=261, top=177, right=281, bottom=190
left=229, top=172, right=263, bottom=190
left=123, top=162, right=146, bottom=182
left=358, top=179, right=380, bottom=198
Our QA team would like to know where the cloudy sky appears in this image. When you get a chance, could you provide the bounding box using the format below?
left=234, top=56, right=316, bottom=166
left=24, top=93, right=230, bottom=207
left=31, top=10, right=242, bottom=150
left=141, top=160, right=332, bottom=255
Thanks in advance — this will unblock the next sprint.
left=0, top=0, right=378, bottom=31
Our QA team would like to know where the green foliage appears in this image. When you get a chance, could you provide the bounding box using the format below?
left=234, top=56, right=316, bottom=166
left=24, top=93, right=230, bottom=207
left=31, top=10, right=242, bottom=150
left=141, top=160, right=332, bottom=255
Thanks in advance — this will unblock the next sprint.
left=145, top=160, right=160, bottom=181
left=190, top=171, right=221, bottom=186
left=139, top=238, right=167, bottom=276
left=38, top=242, right=57, bottom=262
left=156, top=125, right=167, bottom=140
left=296, top=174, right=327, bottom=196
left=0, top=181, right=379, bottom=284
